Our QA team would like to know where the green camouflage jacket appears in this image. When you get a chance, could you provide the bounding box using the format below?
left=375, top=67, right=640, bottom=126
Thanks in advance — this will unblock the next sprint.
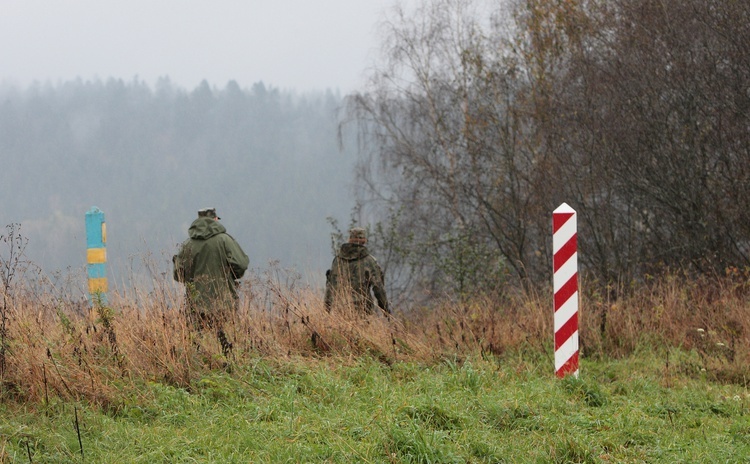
left=324, top=243, right=389, bottom=314
left=173, top=217, right=249, bottom=313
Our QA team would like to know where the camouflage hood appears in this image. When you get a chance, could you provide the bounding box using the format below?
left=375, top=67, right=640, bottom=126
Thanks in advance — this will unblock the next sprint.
left=336, top=243, right=370, bottom=261
left=173, top=216, right=249, bottom=312
left=188, top=217, right=226, bottom=240
left=325, top=242, right=389, bottom=314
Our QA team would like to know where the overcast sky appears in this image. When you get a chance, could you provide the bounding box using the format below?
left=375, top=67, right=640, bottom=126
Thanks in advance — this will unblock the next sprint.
left=0, top=0, right=407, bottom=93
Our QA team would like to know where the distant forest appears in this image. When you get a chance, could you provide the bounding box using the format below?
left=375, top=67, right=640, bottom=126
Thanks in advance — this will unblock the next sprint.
left=0, top=78, right=359, bottom=290
left=4, top=0, right=750, bottom=307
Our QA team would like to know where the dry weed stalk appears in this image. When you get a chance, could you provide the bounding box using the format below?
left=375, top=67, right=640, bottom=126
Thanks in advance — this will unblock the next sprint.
left=1, top=267, right=749, bottom=407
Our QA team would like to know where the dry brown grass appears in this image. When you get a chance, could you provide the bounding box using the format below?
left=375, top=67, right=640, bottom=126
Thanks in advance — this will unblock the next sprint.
left=580, top=270, right=750, bottom=383
left=1, top=267, right=749, bottom=408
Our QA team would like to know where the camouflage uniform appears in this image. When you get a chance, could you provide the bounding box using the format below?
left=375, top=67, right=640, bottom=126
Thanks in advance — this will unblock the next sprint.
left=173, top=208, right=249, bottom=354
left=325, top=228, right=390, bottom=315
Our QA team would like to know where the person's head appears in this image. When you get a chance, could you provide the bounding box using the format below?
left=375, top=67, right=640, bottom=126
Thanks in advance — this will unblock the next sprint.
left=198, top=208, right=221, bottom=220
left=348, top=227, right=367, bottom=245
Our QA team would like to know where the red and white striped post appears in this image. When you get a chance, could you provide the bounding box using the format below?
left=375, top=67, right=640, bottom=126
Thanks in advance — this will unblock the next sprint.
left=553, top=203, right=579, bottom=378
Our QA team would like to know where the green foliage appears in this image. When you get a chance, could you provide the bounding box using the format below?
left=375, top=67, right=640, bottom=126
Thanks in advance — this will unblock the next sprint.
left=93, top=294, right=114, bottom=329
left=336, top=205, right=511, bottom=305
left=56, top=309, right=74, bottom=336
left=550, top=437, right=599, bottom=464
left=386, top=421, right=460, bottom=463
left=0, top=355, right=748, bottom=462
left=445, top=358, right=486, bottom=393
left=481, top=404, right=540, bottom=432
left=431, top=227, right=509, bottom=300
left=561, top=375, right=608, bottom=407
left=401, top=403, right=463, bottom=430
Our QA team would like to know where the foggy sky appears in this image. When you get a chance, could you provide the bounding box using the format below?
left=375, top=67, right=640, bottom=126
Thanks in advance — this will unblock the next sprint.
left=0, top=0, right=406, bottom=93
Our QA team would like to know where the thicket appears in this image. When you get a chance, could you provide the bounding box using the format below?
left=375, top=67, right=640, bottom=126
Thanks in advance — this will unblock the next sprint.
left=348, top=0, right=750, bottom=304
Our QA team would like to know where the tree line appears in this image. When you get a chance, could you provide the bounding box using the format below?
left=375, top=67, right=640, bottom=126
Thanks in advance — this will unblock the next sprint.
left=0, top=77, right=356, bottom=287
left=348, top=0, right=750, bottom=304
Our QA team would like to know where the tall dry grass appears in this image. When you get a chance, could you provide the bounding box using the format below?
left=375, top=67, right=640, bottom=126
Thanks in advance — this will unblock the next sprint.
left=1, top=266, right=749, bottom=408
left=579, top=270, right=750, bottom=383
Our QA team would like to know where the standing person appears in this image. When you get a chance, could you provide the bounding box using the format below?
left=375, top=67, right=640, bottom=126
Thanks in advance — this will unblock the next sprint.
left=324, top=227, right=390, bottom=315
left=173, top=208, right=249, bottom=356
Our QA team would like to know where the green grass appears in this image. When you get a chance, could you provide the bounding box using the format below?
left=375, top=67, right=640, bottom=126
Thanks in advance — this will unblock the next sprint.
left=1, top=351, right=748, bottom=463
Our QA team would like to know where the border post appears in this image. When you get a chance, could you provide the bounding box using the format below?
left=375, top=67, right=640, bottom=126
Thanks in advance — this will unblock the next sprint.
left=85, top=206, right=107, bottom=305
left=553, top=203, right=579, bottom=378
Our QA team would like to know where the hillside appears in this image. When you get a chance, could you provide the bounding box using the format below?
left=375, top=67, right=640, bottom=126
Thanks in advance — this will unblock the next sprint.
left=0, top=78, right=358, bottom=291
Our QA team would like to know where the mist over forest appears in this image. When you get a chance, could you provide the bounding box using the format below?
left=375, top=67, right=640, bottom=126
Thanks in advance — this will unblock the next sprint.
left=0, top=77, right=359, bottom=291
left=3, top=0, right=750, bottom=307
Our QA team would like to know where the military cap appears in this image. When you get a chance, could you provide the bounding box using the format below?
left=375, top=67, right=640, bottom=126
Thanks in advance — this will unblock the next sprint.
left=349, top=227, right=367, bottom=243
left=198, top=208, right=220, bottom=220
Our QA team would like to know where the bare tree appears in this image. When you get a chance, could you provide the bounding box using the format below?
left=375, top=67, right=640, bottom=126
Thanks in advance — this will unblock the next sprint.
left=347, top=0, right=548, bottom=303
left=540, top=0, right=750, bottom=280
left=348, top=0, right=750, bottom=305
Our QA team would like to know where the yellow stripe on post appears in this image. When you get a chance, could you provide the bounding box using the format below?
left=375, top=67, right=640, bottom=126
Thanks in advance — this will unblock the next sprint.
left=86, top=207, right=108, bottom=305
left=88, top=277, right=109, bottom=294
left=87, top=247, right=107, bottom=264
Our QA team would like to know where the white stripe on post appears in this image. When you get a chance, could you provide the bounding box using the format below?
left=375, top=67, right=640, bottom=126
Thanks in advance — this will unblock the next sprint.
left=553, top=203, right=579, bottom=378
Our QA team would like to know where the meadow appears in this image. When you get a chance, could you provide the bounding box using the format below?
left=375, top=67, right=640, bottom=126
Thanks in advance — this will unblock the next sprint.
left=0, top=266, right=748, bottom=462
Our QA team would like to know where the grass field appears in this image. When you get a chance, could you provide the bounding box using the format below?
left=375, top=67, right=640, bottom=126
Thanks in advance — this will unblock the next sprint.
left=1, top=352, right=748, bottom=462
left=0, top=267, right=748, bottom=462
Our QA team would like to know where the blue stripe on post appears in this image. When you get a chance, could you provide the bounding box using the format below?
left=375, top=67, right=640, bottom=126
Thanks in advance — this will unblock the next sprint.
left=85, top=207, right=107, bottom=305
left=87, top=262, right=107, bottom=279
left=85, top=207, right=105, bottom=248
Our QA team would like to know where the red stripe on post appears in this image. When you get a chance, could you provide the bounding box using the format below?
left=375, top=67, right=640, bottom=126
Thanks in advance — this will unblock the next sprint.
left=554, top=274, right=577, bottom=311
left=553, top=234, right=577, bottom=272
left=556, top=351, right=579, bottom=378
left=553, top=212, right=574, bottom=233
left=554, top=312, right=578, bottom=350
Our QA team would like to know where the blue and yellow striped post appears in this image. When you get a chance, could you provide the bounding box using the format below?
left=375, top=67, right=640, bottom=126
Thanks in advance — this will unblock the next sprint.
left=85, top=206, right=107, bottom=305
